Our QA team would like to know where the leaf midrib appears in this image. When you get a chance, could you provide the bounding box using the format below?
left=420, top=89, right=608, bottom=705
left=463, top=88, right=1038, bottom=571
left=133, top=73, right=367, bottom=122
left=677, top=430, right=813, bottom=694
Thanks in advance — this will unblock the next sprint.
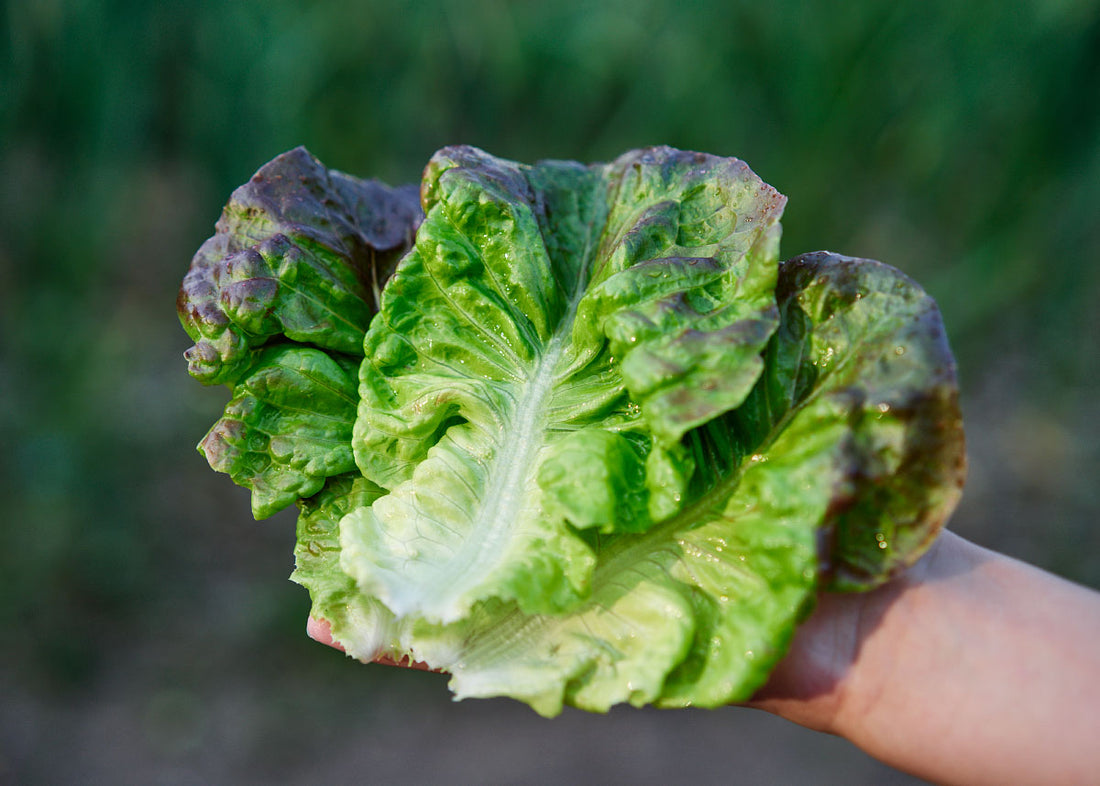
left=420, top=175, right=611, bottom=620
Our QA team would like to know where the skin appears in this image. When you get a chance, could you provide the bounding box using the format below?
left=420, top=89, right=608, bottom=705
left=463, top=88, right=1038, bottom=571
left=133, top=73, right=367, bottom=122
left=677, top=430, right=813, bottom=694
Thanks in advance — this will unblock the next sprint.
left=308, top=530, right=1100, bottom=785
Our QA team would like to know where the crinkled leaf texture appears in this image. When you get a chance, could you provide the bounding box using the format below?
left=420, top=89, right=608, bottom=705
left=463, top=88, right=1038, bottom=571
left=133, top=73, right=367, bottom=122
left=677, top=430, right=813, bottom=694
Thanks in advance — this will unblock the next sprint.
left=182, top=145, right=965, bottom=716
left=198, top=346, right=361, bottom=518
left=177, top=147, right=423, bottom=516
left=345, top=146, right=786, bottom=624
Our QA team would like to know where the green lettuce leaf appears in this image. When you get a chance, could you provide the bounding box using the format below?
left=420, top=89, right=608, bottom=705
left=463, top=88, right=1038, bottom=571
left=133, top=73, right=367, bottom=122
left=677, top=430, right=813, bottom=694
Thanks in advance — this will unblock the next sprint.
left=198, top=346, right=361, bottom=518
left=292, top=474, right=405, bottom=660
left=344, top=146, right=786, bottom=623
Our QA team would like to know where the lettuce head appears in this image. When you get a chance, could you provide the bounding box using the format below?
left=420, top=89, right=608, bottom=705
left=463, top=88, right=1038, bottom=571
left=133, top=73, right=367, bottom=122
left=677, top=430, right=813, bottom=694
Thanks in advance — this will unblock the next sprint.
left=178, top=145, right=965, bottom=716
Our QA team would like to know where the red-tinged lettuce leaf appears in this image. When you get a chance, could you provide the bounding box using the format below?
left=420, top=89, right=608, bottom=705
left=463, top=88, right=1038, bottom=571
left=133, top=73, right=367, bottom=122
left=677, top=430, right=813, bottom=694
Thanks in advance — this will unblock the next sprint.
left=179, top=146, right=421, bottom=516
left=771, top=252, right=967, bottom=591
left=655, top=251, right=966, bottom=704
left=178, top=146, right=422, bottom=386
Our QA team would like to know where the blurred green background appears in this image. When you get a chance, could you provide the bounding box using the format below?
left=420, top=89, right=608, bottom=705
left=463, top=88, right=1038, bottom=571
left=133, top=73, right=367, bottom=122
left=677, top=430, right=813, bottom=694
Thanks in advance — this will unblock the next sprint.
left=2, top=1, right=1097, bottom=783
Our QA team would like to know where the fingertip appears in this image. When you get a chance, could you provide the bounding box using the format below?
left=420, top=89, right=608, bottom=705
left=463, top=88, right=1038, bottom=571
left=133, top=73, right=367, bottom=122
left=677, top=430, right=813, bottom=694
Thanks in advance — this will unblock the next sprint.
left=305, top=616, right=435, bottom=671
left=306, top=616, right=342, bottom=651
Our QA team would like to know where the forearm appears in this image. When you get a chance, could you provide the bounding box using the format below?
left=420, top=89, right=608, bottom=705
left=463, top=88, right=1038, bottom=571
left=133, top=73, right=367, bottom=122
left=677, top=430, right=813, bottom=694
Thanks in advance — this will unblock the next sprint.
left=762, top=531, right=1100, bottom=785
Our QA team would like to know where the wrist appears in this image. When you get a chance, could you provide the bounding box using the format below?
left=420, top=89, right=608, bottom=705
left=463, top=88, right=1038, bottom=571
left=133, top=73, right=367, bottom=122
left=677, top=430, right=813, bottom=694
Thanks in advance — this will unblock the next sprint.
left=758, top=531, right=961, bottom=739
left=826, top=530, right=958, bottom=743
